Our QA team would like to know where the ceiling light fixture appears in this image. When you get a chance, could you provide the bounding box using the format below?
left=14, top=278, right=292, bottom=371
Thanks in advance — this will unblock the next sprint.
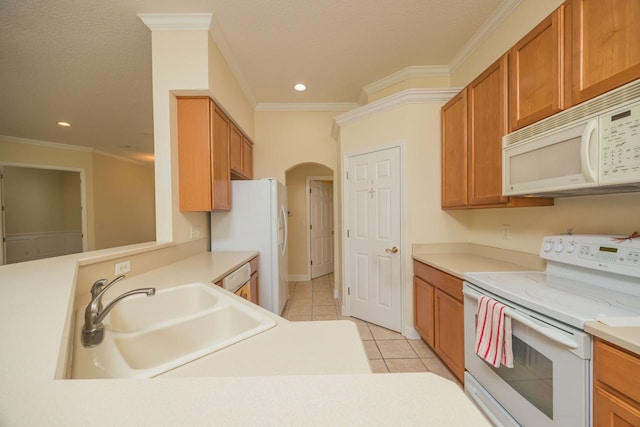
left=294, top=83, right=307, bottom=92
left=57, top=121, right=72, bottom=127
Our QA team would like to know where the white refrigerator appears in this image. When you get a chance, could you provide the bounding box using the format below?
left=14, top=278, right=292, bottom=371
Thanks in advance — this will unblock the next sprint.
left=211, top=179, right=289, bottom=315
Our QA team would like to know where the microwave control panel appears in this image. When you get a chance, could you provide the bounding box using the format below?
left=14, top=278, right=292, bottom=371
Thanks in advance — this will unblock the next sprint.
left=600, top=100, right=640, bottom=180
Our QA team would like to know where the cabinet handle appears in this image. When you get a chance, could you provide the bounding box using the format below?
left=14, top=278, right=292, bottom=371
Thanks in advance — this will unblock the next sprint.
left=385, top=246, right=398, bottom=254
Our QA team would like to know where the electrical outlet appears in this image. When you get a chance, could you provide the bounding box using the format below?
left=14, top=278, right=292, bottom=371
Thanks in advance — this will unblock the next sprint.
left=502, top=224, right=511, bottom=240
left=115, top=260, right=131, bottom=275
left=191, top=226, right=201, bottom=239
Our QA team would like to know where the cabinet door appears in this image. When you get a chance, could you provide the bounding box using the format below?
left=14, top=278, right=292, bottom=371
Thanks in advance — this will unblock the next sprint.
left=177, top=97, right=213, bottom=211
left=229, top=123, right=243, bottom=175
left=211, top=103, right=231, bottom=211
left=250, top=271, right=259, bottom=305
left=413, top=276, right=435, bottom=347
left=508, top=7, right=564, bottom=131
left=434, top=289, right=464, bottom=383
left=594, top=386, right=640, bottom=427
left=468, top=56, right=508, bottom=206
left=242, top=136, right=253, bottom=180
left=568, top=0, right=640, bottom=106
left=441, top=88, right=468, bottom=208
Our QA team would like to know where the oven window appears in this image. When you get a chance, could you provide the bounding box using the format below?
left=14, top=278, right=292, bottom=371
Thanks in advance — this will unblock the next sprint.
left=488, top=335, right=553, bottom=419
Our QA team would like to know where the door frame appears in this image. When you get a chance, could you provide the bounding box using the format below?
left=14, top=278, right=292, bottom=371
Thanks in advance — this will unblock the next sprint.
left=306, top=175, right=333, bottom=280
left=342, top=141, right=406, bottom=333
left=0, top=162, right=89, bottom=264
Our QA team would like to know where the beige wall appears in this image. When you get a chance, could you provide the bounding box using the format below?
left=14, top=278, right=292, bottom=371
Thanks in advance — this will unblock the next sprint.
left=285, top=163, right=333, bottom=277
left=0, top=138, right=96, bottom=249
left=3, top=167, right=81, bottom=234
left=338, top=101, right=472, bottom=327
left=92, top=152, right=156, bottom=249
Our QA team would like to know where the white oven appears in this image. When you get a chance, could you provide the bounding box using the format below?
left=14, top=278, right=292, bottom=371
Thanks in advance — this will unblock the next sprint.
left=463, top=235, right=640, bottom=427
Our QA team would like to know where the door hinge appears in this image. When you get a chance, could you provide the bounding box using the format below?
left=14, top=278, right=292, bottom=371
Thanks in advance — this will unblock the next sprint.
left=346, top=171, right=349, bottom=180
left=309, top=188, right=312, bottom=193
left=310, top=224, right=312, bottom=230
left=346, top=229, right=350, bottom=238
left=310, top=260, right=313, bottom=265
left=347, top=287, right=351, bottom=296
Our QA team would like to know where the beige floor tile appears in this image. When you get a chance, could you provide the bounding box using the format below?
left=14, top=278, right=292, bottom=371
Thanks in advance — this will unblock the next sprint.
left=286, top=303, right=312, bottom=316
left=368, top=359, right=389, bottom=373
left=376, top=340, right=418, bottom=359
left=312, top=305, right=337, bottom=315
left=340, top=316, right=367, bottom=325
left=368, top=324, right=405, bottom=340
left=312, top=313, right=339, bottom=320
left=408, top=339, right=436, bottom=358
left=385, top=358, right=428, bottom=373
left=362, top=341, right=382, bottom=359
left=313, top=295, right=336, bottom=305
left=285, top=315, right=312, bottom=322
left=422, top=357, right=457, bottom=382
left=313, top=290, right=333, bottom=299
left=356, top=324, right=373, bottom=340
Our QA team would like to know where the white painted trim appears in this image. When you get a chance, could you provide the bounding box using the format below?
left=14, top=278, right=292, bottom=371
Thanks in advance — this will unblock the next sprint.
left=403, top=326, right=421, bottom=340
left=288, top=274, right=310, bottom=282
left=331, top=88, right=461, bottom=140
left=448, top=0, right=524, bottom=74
left=342, top=141, right=406, bottom=334
left=255, top=103, right=358, bottom=112
left=362, top=65, right=451, bottom=97
left=137, top=13, right=212, bottom=31
left=0, top=162, right=89, bottom=254
left=306, top=176, right=334, bottom=280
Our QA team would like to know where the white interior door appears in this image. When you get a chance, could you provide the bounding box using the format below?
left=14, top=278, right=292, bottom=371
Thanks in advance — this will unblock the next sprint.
left=309, top=179, right=334, bottom=278
left=346, top=145, right=402, bottom=332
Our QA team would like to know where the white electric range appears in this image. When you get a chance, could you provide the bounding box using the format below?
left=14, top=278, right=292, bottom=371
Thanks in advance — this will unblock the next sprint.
left=462, top=235, right=640, bottom=427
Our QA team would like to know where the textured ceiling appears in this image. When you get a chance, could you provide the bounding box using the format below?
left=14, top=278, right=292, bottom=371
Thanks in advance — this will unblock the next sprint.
left=0, top=0, right=503, bottom=162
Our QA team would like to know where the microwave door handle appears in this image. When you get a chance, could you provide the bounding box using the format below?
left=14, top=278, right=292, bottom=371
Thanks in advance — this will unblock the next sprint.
left=580, top=119, right=598, bottom=182
left=463, top=287, right=579, bottom=350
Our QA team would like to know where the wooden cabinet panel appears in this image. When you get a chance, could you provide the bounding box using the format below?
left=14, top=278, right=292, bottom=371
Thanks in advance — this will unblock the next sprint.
left=413, top=260, right=462, bottom=301
left=249, top=271, right=259, bottom=305
left=177, top=97, right=230, bottom=212
left=434, top=289, right=464, bottom=382
left=242, top=136, right=253, bottom=179
left=508, top=7, right=564, bottom=131
left=441, top=88, right=468, bottom=208
left=468, top=56, right=509, bottom=206
left=229, top=123, right=243, bottom=174
left=594, top=386, right=640, bottom=427
left=414, top=276, right=435, bottom=347
left=568, top=0, right=640, bottom=106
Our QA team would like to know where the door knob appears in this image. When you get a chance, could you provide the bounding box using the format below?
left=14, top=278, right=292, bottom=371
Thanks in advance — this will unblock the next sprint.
left=385, top=246, right=398, bottom=254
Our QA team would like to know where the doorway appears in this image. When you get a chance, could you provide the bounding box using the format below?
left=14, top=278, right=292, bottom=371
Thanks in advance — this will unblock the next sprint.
left=308, top=176, right=334, bottom=279
left=0, top=164, right=88, bottom=264
left=344, top=143, right=404, bottom=332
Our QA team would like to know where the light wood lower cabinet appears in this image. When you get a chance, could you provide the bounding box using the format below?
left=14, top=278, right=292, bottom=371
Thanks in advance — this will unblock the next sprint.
left=593, top=338, right=640, bottom=427
left=413, top=260, right=464, bottom=383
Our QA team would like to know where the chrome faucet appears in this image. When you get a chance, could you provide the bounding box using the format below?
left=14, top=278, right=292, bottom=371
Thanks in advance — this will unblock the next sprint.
left=81, top=275, right=155, bottom=347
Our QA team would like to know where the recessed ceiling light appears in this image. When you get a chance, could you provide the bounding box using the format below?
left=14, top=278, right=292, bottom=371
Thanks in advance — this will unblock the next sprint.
left=57, top=121, right=72, bottom=127
left=294, top=83, right=307, bottom=92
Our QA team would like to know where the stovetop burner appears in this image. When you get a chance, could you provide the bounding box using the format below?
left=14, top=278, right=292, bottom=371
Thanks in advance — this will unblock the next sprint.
left=524, top=288, right=612, bottom=308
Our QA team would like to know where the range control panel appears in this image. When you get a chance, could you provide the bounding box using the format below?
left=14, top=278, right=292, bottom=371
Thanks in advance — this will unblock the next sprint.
left=541, top=235, right=640, bottom=277
left=600, top=101, right=640, bottom=181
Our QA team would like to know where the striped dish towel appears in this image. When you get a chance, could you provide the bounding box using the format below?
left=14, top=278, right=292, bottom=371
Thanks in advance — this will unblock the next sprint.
left=474, top=295, right=514, bottom=368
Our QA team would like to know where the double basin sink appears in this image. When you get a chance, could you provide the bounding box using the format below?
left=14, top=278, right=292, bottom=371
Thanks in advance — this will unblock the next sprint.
left=71, top=282, right=276, bottom=379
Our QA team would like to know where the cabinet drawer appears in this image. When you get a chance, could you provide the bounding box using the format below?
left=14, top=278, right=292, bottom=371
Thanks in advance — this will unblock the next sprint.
left=249, top=256, right=259, bottom=274
left=594, top=339, right=640, bottom=405
left=413, top=261, right=462, bottom=301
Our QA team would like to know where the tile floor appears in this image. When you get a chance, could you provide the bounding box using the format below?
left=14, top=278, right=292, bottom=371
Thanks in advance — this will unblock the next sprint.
left=282, top=274, right=461, bottom=385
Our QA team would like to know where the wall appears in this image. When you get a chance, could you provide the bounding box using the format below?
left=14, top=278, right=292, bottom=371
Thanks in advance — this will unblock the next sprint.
left=337, top=100, right=471, bottom=329
left=92, top=152, right=156, bottom=249
left=285, top=163, right=333, bottom=278
left=0, top=137, right=96, bottom=249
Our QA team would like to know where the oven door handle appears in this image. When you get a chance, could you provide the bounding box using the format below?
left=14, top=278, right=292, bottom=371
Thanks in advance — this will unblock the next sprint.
left=463, top=288, right=579, bottom=350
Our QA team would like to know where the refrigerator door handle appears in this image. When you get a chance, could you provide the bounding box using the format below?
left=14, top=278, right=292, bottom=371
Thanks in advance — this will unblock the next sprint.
left=280, top=205, right=288, bottom=256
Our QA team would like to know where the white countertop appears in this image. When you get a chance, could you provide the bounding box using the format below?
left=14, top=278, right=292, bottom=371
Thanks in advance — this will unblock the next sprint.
left=0, top=243, right=491, bottom=426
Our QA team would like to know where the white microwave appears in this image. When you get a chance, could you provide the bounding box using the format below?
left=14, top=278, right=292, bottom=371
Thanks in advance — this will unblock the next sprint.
left=503, top=80, right=640, bottom=197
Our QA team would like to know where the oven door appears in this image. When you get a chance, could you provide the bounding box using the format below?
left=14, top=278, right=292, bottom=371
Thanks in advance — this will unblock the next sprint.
left=463, top=283, right=591, bottom=427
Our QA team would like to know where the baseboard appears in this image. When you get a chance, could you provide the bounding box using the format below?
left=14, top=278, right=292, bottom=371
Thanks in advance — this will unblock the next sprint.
left=403, top=325, right=421, bottom=340
left=288, top=274, right=310, bottom=282
left=333, top=288, right=340, bottom=299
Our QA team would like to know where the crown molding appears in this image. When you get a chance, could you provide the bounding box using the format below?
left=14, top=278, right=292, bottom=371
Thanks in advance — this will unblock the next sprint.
left=255, top=103, right=358, bottom=112
left=448, top=0, right=523, bottom=74
left=331, top=88, right=461, bottom=140
left=362, top=65, right=451, bottom=98
left=137, top=13, right=212, bottom=31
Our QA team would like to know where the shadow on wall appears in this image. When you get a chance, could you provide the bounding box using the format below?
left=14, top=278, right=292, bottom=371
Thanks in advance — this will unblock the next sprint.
left=285, top=162, right=335, bottom=281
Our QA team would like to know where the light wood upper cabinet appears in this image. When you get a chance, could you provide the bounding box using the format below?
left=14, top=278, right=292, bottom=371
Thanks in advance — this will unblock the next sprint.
left=242, top=136, right=253, bottom=180
left=566, top=0, right=640, bottom=106
left=508, top=6, right=565, bottom=132
left=177, top=97, right=231, bottom=212
left=468, top=56, right=509, bottom=206
left=441, top=88, right=468, bottom=208
left=229, top=122, right=254, bottom=180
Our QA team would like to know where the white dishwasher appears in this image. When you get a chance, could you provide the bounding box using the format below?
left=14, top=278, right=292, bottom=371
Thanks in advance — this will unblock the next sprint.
left=222, top=263, right=252, bottom=300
